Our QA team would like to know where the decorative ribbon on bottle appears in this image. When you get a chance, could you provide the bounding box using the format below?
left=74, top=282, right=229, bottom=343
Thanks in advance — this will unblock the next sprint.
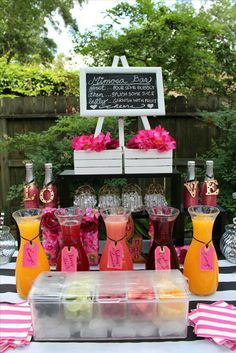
left=21, top=234, right=39, bottom=268
left=193, top=236, right=214, bottom=271
left=107, top=235, right=126, bottom=270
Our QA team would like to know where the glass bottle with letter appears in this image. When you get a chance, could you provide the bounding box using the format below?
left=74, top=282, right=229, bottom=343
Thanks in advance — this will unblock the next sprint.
left=40, top=163, right=58, bottom=208
left=183, top=161, right=199, bottom=209
left=23, top=163, right=39, bottom=208
left=201, top=161, right=219, bottom=207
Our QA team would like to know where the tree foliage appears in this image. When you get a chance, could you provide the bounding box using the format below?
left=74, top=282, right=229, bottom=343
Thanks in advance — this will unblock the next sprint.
left=0, top=57, right=80, bottom=97
left=0, top=115, right=132, bottom=207
left=74, top=0, right=236, bottom=96
left=199, top=109, right=236, bottom=219
left=0, top=0, right=85, bottom=63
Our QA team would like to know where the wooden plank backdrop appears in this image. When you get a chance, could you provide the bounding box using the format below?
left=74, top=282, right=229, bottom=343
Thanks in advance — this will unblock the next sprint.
left=0, top=94, right=235, bottom=221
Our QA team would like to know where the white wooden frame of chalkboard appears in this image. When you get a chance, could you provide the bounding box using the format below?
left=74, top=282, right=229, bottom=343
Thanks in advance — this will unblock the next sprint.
left=80, top=66, right=165, bottom=117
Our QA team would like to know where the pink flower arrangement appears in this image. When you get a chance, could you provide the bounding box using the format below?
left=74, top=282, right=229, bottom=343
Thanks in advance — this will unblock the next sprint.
left=41, top=208, right=61, bottom=266
left=71, top=132, right=119, bottom=152
left=126, top=125, right=176, bottom=152
left=80, top=208, right=100, bottom=266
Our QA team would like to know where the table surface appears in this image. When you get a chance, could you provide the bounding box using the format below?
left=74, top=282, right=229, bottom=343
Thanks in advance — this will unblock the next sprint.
left=1, top=254, right=236, bottom=353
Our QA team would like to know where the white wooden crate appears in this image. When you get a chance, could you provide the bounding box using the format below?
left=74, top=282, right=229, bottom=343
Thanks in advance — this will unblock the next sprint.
left=74, top=148, right=123, bottom=175
left=124, top=147, right=173, bottom=174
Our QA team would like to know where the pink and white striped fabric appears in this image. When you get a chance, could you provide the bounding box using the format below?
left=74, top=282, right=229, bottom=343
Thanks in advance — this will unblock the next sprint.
left=189, top=300, right=236, bottom=351
left=0, top=301, right=32, bottom=353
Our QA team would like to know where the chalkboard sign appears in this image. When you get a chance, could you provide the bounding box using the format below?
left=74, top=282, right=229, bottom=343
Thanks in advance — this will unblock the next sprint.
left=80, top=67, right=165, bottom=117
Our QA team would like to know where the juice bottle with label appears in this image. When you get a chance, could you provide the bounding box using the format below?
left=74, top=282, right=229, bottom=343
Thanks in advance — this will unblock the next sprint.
left=183, top=205, right=220, bottom=295
left=12, top=209, right=50, bottom=299
left=100, top=207, right=133, bottom=271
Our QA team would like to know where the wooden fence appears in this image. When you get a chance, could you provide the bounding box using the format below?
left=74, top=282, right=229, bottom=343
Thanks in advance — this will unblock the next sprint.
left=1, top=94, right=236, bottom=218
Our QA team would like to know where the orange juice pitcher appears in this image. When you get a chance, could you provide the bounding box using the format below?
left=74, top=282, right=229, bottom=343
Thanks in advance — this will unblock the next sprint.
left=13, top=209, right=50, bottom=299
left=183, top=205, right=220, bottom=295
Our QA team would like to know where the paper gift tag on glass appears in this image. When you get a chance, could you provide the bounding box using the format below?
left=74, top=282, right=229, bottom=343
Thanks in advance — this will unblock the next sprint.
left=155, top=246, right=170, bottom=270
left=108, top=242, right=123, bottom=269
left=62, top=246, right=77, bottom=272
left=23, top=241, right=39, bottom=268
left=200, top=244, right=214, bottom=271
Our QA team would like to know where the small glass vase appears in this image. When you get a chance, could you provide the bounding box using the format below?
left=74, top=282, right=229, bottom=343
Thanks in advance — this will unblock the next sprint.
left=0, top=226, right=16, bottom=265
left=220, top=220, right=236, bottom=264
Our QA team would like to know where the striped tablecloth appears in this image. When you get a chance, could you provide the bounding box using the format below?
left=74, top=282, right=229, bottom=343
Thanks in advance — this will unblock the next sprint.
left=1, top=254, right=236, bottom=353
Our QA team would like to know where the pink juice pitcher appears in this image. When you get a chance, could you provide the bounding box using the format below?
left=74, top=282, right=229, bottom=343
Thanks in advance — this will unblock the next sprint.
left=55, top=207, right=89, bottom=272
left=100, top=207, right=133, bottom=271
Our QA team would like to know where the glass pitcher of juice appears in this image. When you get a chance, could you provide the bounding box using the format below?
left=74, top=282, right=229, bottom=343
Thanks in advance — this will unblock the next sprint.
left=146, top=206, right=180, bottom=270
left=55, top=207, right=89, bottom=272
left=100, top=207, right=133, bottom=271
left=183, top=205, right=220, bottom=296
left=12, top=208, right=50, bottom=299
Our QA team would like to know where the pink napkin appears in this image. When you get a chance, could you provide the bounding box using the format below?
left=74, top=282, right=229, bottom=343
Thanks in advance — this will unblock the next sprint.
left=0, top=302, right=32, bottom=353
left=189, top=301, right=236, bottom=350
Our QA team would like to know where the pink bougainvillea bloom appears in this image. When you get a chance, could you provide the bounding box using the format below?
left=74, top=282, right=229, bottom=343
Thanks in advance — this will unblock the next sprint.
left=71, top=134, right=93, bottom=150
left=91, top=132, right=111, bottom=152
left=126, top=125, right=176, bottom=152
left=71, top=132, right=119, bottom=151
left=106, top=138, right=119, bottom=150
